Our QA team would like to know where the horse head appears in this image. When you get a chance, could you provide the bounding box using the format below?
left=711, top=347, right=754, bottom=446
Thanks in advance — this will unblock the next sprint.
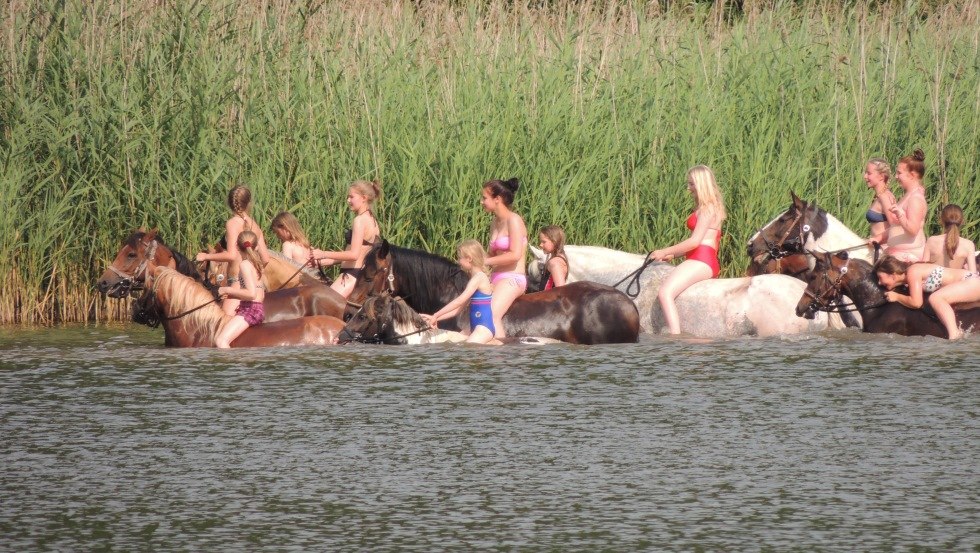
left=796, top=250, right=852, bottom=319
left=347, top=239, right=395, bottom=307
left=98, top=228, right=162, bottom=298
left=338, top=292, right=427, bottom=345
left=747, top=192, right=828, bottom=273
left=526, top=245, right=548, bottom=292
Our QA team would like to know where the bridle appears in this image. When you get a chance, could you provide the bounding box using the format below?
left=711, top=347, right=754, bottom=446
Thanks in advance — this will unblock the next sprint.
left=755, top=203, right=811, bottom=263
left=801, top=263, right=851, bottom=316
left=338, top=293, right=430, bottom=345
left=106, top=238, right=159, bottom=297
left=132, top=269, right=224, bottom=328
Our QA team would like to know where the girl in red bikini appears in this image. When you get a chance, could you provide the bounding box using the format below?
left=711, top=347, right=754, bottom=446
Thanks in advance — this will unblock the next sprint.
left=482, top=177, right=528, bottom=339
left=214, top=231, right=267, bottom=348
left=648, top=165, right=727, bottom=335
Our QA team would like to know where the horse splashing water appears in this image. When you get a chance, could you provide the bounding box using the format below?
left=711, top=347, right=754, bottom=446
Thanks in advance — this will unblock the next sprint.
left=347, top=240, right=640, bottom=344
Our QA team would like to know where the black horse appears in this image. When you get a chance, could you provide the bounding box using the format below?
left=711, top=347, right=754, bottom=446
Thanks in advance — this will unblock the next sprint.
left=795, top=251, right=980, bottom=337
left=347, top=240, right=640, bottom=344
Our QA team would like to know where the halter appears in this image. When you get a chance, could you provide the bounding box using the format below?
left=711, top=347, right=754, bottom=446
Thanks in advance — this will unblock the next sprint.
left=801, top=258, right=887, bottom=315
left=338, top=295, right=430, bottom=344
left=755, top=204, right=810, bottom=262
left=107, top=238, right=159, bottom=296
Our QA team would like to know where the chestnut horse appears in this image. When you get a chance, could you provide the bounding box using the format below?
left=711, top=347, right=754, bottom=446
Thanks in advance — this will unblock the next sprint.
left=347, top=240, right=640, bottom=344
left=134, top=267, right=344, bottom=347
left=98, top=230, right=347, bottom=322
left=795, top=251, right=980, bottom=337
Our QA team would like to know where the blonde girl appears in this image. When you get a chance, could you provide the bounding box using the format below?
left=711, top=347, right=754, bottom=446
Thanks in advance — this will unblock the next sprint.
left=922, top=204, right=977, bottom=271
left=197, top=184, right=271, bottom=315
left=214, top=231, right=267, bottom=348
left=271, top=212, right=315, bottom=265
left=538, top=225, right=568, bottom=289
left=648, top=165, right=726, bottom=335
left=311, top=180, right=382, bottom=298
left=863, top=158, right=898, bottom=246
left=420, top=240, right=499, bottom=344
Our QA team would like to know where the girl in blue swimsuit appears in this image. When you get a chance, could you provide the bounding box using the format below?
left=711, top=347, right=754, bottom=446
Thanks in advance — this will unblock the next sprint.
left=421, top=240, right=500, bottom=344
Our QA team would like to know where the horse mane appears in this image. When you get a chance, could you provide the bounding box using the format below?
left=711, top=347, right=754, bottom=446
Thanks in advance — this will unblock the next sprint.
left=390, top=296, right=428, bottom=329
left=267, top=249, right=322, bottom=279
left=153, top=268, right=227, bottom=340
left=388, top=244, right=469, bottom=313
left=125, top=231, right=201, bottom=280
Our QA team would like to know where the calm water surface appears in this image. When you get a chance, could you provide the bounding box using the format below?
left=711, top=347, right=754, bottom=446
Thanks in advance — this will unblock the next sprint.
left=1, top=325, right=977, bottom=551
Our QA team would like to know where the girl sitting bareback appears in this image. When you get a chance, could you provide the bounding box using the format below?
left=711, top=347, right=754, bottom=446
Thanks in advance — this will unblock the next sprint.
left=214, top=231, right=267, bottom=348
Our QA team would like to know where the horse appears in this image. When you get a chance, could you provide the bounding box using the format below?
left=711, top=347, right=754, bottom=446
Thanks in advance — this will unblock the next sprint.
left=133, top=267, right=345, bottom=347
left=338, top=293, right=562, bottom=345
left=528, top=244, right=852, bottom=337
left=747, top=192, right=876, bottom=277
left=98, top=230, right=348, bottom=323
left=795, top=251, right=980, bottom=337
left=347, top=240, right=640, bottom=345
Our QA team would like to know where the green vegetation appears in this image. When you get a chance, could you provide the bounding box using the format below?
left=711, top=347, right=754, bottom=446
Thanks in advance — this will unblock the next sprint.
left=2, top=0, right=978, bottom=322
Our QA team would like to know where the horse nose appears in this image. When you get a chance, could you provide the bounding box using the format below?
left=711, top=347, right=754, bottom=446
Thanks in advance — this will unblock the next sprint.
left=97, top=279, right=110, bottom=294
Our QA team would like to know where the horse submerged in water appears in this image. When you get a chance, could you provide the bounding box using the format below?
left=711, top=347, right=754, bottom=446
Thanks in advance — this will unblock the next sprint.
left=346, top=240, right=640, bottom=345
left=528, top=244, right=852, bottom=337
left=97, top=229, right=348, bottom=322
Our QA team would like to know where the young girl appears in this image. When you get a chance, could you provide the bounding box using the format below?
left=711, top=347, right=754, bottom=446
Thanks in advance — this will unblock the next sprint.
left=482, top=178, right=528, bottom=338
left=311, top=180, right=382, bottom=298
left=863, top=157, right=898, bottom=246
left=648, top=165, right=726, bottom=335
left=271, top=211, right=315, bottom=265
left=197, top=184, right=271, bottom=315
left=876, top=255, right=979, bottom=340
left=538, top=225, right=568, bottom=289
left=214, top=231, right=267, bottom=348
left=420, top=240, right=499, bottom=344
left=877, top=149, right=928, bottom=261
left=922, top=204, right=977, bottom=271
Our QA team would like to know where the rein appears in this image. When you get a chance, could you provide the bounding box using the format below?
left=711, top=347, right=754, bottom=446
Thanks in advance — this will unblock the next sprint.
left=339, top=294, right=430, bottom=344
left=136, top=276, right=225, bottom=328
left=613, top=253, right=656, bottom=299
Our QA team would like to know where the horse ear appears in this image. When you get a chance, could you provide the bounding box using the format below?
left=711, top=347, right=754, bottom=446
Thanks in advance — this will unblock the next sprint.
left=145, top=228, right=159, bottom=241
left=378, top=239, right=390, bottom=259
left=790, top=191, right=804, bottom=210
left=835, top=251, right=849, bottom=261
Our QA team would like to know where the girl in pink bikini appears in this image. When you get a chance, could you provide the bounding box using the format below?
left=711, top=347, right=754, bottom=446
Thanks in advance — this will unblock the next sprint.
left=482, top=177, right=528, bottom=339
left=648, top=165, right=727, bottom=335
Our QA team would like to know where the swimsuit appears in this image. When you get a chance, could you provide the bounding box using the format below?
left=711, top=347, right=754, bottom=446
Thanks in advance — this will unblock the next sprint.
left=235, top=300, right=265, bottom=326
left=923, top=266, right=944, bottom=293
left=469, top=290, right=495, bottom=335
left=866, top=210, right=887, bottom=223
left=488, top=233, right=528, bottom=291
left=542, top=255, right=568, bottom=290
left=684, top=212, right=722, bottom=278
left=885, top=188, right=925, bottom=261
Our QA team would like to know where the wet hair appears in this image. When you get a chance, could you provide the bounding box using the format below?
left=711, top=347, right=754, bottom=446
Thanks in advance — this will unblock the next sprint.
left=939, top=204, right=963, bottom=260
left=483, top=178, right=520, bottom=207
left=271, top=212, right=310, bottom=248
left=350, top=180, right=382, bottom=206
left=867, top=157, right=891, bottom=181
left=874, top=254, right=910, bottom=276
left=237, top=230, right=264, bottom=278
left=688, top=165, right=727, bottom=221
left=539, top=225, right=567, bottom=262
left=227, top=185, right=253, bottom=216
left=898, top=148, right=926, bottom=178
left=457, top=239, right=489, bottom=274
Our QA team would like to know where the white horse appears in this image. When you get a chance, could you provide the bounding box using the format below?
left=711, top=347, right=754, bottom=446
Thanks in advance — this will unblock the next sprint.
left=529, top=245, right=850, bottom=337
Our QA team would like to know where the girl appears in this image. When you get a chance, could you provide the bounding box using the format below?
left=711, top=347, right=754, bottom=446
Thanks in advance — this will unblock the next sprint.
left=214, top=231, right=267, bottom=348
left=482, top=178, right=528, bottom=338
left=648, top=165, right=726, bottom=335
left=863, top=157, right=898, bottom=246
left=197, top=185, right=271, bottom=315
left=311, top=180, right=382, bottom=298
left=877, top=149, right=927, bottom=261
left=538, top=225, right=568, bottom=289
left=922, top=204, right=977, bottom=271
left=420, top=240, right=499, bottom=344
left=271, top=211, right=315, bottom=265
left=876, top=255, right=980, bottom=340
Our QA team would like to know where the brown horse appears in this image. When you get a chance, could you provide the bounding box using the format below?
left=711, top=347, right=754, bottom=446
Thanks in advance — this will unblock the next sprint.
left=98, top=230, right=347, bottom=322
left=795, top=251, right=980, bottom=337
left=134, top=267, right=344, bottom=347
left=347, top=240, right=640, bottom=344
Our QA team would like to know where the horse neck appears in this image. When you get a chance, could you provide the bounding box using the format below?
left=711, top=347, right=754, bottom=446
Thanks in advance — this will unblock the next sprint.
left=812, top=213, right=868, bottom=259
left=153, top=273, right=227, bottom=346
left=390, top=245, right=469, bottom=313
left=841, top=260, right=887, bottom=311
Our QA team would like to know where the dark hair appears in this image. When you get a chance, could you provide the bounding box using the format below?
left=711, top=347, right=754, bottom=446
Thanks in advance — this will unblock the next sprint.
left=898, top=148, right=926, bottom=178
left=483, top=178, right=520, bottom=206
left=874, top=255, right=910, bottom=276
left=940, top=204, right=963, bottom=260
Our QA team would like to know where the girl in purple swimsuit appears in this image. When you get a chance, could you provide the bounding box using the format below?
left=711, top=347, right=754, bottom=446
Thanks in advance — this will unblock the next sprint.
left=481, top=178, right=528, bottom=339
left=648, top=165, right=727, bottom=335
left=214, top=231, right=267, bottom=348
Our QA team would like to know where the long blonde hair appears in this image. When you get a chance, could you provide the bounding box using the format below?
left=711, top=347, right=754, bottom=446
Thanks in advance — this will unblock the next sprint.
left=271, top=212, right=310, bottom=248
left=238, top=230, right=264, bottom=278
left=688, top=165, right=726, bottom=222
left=458, top=239, right=489, bottom=274
left=227, top=184, right=253, bottom=216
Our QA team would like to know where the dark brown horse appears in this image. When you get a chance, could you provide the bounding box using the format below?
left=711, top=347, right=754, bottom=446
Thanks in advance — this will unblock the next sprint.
left=135, top=267, right=344, bottom=347
left=347, top=240, right=640, bottom=344
left=795, top=251, right=980, bottom=337
left=98, top=230, right=347, bottom=322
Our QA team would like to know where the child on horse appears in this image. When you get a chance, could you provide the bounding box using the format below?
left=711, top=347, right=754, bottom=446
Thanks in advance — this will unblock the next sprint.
left=214, top=231, right=267, bottom=348
left=420, top=240, right=500, bottom=345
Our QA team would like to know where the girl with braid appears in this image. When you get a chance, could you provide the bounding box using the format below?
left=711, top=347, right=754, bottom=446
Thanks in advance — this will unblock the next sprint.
left=197, top=185, right=271, bottom=315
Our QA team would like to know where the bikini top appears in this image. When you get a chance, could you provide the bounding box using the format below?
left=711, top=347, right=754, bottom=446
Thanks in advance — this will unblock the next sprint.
left=344, top=228, right=376, bottom=247
left=923, top=266, right=944, bottom=293
left=686, top=212, right=722, bottom=242
left=489, top=234, right=527, bottom=252
left=866, top=209, right=887, bottom=224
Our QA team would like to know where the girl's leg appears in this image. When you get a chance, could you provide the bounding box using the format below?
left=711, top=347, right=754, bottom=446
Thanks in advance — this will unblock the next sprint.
left=466, top=325, right=495, bottom=344
left=657, top=260, right=712, bottom=335
left=490, top=279, right=525, bottom=339
left=330, top=273, right=356, bottom=299
left=215, top=316, right=249, bottom=348
left=928, top=280, right=980, bottom=339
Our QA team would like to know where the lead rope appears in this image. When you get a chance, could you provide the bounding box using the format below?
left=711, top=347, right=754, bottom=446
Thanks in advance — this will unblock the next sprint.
left=612, top=253, right=656, bottom=299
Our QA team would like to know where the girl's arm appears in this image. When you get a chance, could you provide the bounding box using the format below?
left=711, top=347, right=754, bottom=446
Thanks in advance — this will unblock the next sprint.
left=256, top=231, right=272, bottom=266
left=547, top=257, right=568, bottom=287
left=891, top=195, right=926, bottom=236
left=426, top=275, right=483, bottom=323
left=197, top=220, right=241, bottom=263
left=650, top=211, right=713, bottom=260
left=920, top=240, right=933, bottom=264
left=486, top=215, right=526, bottom=267
left=886, top=268, right=924, bottom=308
left=875, top=190, right=901, bottom=225
left=312, top=217, right=369, bottom=262
left=220, top=261, right=260, bottom=301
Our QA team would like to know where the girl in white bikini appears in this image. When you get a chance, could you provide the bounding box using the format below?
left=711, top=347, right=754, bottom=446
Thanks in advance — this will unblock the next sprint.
left=876, top=255, right=979, bottom=340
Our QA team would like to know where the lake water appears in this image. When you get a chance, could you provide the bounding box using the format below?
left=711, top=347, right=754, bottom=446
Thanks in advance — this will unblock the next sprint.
left=1, top=325, right=977, bottom=551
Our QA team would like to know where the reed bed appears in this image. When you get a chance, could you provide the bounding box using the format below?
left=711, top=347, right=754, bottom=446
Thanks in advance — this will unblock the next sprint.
left=1, top=0, right=978, bottom=323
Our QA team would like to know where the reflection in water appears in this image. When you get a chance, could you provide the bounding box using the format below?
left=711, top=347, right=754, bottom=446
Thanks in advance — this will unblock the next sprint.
left=1, top=326, right=978, bottom=550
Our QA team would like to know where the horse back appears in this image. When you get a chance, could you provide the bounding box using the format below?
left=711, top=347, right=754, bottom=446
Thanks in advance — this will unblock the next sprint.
left=232, top=316, right=345, bottom=347
left=505, top=281, right=640, bottom=344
